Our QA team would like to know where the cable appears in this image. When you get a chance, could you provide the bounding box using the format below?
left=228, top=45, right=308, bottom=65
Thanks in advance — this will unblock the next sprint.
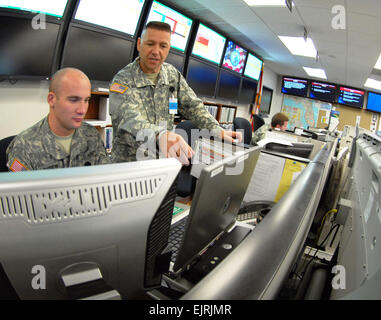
left=316, top=209, right=338, bottom=242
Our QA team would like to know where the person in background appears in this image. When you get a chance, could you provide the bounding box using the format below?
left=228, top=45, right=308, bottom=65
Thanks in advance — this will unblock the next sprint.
left=109, top=21, right=242, bottom=165
left=251, top=112, right=289, bottom=144
left=6, top=68, right=110, bottom=171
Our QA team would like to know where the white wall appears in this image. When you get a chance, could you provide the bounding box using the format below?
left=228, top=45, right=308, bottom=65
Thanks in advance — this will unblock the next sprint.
left=262, top=66, right=283, bottom=124
left=0, top=80, right=49, bottom=139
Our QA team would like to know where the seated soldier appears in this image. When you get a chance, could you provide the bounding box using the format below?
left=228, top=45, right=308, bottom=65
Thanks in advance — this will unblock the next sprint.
left=6, top=68, right=111, bottom=171
left=252, top=112, right=289, bottom=144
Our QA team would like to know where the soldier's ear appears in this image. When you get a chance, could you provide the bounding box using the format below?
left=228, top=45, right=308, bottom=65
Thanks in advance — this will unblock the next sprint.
left=47, top=92, right=56, bottom=107
left=137, top=37, right=141, bottom=52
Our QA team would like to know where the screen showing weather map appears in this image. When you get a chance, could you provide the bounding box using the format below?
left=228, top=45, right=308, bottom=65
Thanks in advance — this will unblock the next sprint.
left=192, top=23, right=226, bottom=65
left=0, top=0, right=68, bottom=17
left=74, top=0, right=145, bottom=36
left=244, top=53, right=263, bottom=81
left=222, top=40, right=247, bottom=74
left=146, top=1, right=193, bottom=52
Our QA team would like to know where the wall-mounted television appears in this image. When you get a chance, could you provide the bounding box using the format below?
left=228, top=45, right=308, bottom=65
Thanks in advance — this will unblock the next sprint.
left=61, top=25, right=134, bottom=82
left=260, top=86, right=273, bottom=114
left=309, top=81, right=337, bottom=103
left=337, top=86, right=364, bottom=108
left=366, top=91, right=381, bottom=113
left=0, top=0, right=68, bottom=17
left=74, top=0, right=145, bottom=36
left=217, top=69, right=241, bottom=101
left=191, top=23, right=226, bottom=65
left=239, top=78, right=257, bottom=104
left=281, top=76, right=308, bottom=97
left=222, top=40, right=247, bottom=74
left=145, top=0, right=193, bottom=53
left=186, top=57, right=218, bottom=98
left=243, top=53, right=263, bottom=81
left=0, top=15, right=60, bottom=79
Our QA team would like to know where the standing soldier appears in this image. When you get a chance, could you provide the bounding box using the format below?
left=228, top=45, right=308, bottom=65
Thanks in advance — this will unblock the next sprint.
left=109, top=21, right=242, bottom=165
left=6, top=68, right=110, bottom=171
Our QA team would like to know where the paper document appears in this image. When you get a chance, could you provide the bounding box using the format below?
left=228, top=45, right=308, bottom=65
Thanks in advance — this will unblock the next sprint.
left=190, top=139, right=244, bottom=178
left=243, top=153, right=285, bottom=202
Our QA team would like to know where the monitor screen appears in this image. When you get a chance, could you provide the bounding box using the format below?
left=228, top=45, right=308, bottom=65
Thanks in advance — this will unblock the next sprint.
left=243, top=53, right=263, bottom=81
left=0, top=158, right=181, bottom=299
left=222, top=40, right=247, bottom=74
left=366, top=91, right=381, bottom=113
left=0, top=16, right=60, bottom=79
left=309, top=81, right=337, bottom=102
left=337, top=86, right=364, bottom=108
left=217, top=69, right=241, bottom=101
left=281, top=77, right=308, bottom=97
left=186, top=57, right=218, bottom=97
left=0, top=0, right=68, bottom=17
left=260, top=87, right=273, bottom=114
left=146, top=0, right=193, bottom=52
left=239, top=78, right=257, bottom=104
left=74, top=0, right=145, bottom=36
left=191, top=23, right=226, bottom=65
left=61, top=25, right=134, bottom=82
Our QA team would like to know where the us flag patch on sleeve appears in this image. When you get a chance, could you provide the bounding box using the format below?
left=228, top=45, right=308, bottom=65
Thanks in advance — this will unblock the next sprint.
left=110, top=82, right=128, bottom=94
left=10, top=159, right=28, bottom=172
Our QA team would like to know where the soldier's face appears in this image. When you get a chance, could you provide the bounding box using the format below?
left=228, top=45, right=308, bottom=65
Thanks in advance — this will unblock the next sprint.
left=48, top=74, right=91, bottom=136
left=137, top=28, right=171, bottom=74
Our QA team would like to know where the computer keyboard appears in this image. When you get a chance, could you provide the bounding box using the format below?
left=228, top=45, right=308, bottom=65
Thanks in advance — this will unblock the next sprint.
left=168, top=217, right=188, bottom=262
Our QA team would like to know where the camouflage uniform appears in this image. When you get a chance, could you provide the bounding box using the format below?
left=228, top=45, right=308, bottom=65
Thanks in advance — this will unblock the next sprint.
left=6, top=116, right=111, bottom=171
left=109, top=57, right=222, bottom=162
left=251, top=123, right=270, bottom=145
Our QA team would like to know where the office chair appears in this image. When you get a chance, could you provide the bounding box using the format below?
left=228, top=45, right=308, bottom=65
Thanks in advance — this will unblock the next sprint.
left=233, top=117, right=252, bottom=145
left=252, top=114, right=265, bottom=132
left=0, top=135, right=16, bottom=172
left=174, top=120, right=199, bottom=197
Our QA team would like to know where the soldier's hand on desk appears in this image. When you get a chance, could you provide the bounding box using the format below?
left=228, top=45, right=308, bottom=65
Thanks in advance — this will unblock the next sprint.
left=158, top=131, right=195, bottom=166
left=219, top=130, right=243, bottom=144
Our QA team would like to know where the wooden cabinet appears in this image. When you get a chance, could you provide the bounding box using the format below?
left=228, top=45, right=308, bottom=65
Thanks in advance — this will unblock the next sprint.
left=85, top=91, right=112, bottom=152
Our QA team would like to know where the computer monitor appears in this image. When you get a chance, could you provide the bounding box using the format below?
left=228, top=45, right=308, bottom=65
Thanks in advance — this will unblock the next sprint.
left=0, top=158, right=181, bottom=299
left=61, top=24, right=134, bottom=82
left=337, top=86, right=364, bottom=109
left=244, top=52, right=263, bottom=81
left=366, top=91, right=381, bottom=113
left=191, top=23, right=226, bottom=65
left=0, top=0, right=68, bottom=17
left=0, top=15, right=60, bottom=80
left=259, top=86, right=273, bottom=114
left=217, top=69, right=241, bottom=101
left=145, top=0, right=193, bottom=53
left=222, top=40, right=247, bottom=74
left=186, top=57, right=218, bottom=98
left=281, top=76, right=308, bottom=97
left=73, top=0, right=145, bottom=36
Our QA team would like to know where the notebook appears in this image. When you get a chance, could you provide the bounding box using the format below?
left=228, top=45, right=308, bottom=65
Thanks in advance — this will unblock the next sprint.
left=168, top=142, right=261, bottom=275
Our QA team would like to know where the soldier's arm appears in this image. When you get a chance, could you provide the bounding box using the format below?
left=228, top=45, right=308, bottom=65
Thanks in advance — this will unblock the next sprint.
left=6, top=137, right=34, bottom=171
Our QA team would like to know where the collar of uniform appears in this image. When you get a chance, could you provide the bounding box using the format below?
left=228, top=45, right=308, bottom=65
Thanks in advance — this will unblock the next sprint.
left=40, top=117, right=69, bottom=160
left=132, top=57, right=170, bottom=88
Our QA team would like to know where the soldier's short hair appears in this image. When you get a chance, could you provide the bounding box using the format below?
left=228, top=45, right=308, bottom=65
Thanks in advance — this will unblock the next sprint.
left=143, top=21, right=171, bottom=34
left=271, top=112, right=289, bottom=128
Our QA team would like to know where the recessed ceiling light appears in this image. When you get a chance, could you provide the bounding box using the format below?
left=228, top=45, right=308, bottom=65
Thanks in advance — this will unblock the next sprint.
left=374, top=53, right=381, bottom=70
left=243, top=0, right=286, bottom=6
left=365, top=78, right=381, bottom=91
left=303, top=67, right=327, bottom=79
left=279, top=36, right=317, bottom=58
